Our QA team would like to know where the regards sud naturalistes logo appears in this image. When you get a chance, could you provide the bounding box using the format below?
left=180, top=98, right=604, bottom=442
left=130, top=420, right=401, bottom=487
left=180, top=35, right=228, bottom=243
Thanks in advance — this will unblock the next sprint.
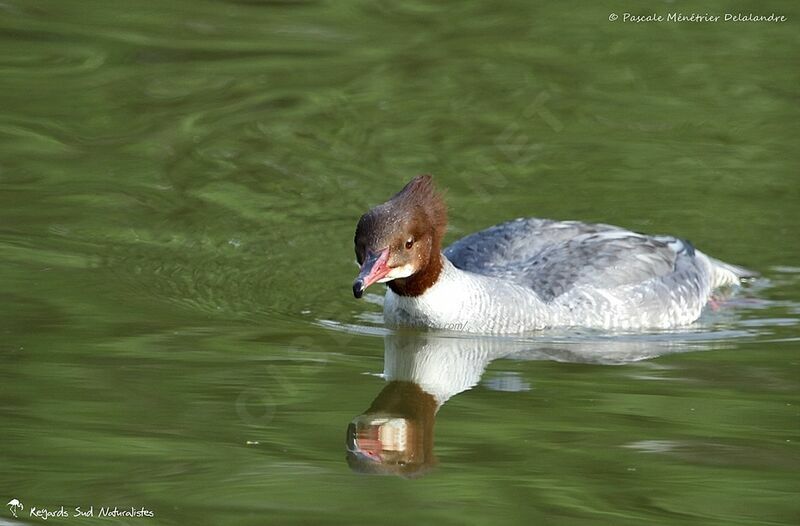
left=7, top=498, right=154, bottom=520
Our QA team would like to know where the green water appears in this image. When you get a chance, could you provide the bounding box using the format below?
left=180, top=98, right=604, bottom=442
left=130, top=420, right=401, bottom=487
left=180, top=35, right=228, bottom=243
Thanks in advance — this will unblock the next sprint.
left=1, top=1, right=799, bottom=524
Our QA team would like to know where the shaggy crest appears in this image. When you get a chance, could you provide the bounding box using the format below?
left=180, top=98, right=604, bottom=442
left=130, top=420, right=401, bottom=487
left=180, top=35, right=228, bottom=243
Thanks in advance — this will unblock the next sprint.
left=389, top=174, right=447, bottom=241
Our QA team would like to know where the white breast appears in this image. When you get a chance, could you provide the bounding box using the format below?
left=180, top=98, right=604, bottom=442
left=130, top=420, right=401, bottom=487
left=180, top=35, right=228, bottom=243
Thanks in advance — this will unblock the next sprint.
left=383, top=259, right=552, bottom=333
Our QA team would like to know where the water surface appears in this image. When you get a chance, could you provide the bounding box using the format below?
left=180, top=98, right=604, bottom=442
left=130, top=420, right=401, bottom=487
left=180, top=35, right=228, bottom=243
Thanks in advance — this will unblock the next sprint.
left=1, top=1, right=799, bottom=524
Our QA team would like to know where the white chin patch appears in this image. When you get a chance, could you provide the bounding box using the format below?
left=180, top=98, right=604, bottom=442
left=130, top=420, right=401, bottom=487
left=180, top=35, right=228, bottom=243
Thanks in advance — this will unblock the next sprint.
left=377, top=264, right=415, bottom=283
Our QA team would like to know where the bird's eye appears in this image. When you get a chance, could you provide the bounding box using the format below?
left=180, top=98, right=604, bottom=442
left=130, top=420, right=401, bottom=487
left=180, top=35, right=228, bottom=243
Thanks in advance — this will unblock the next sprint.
left=405, top=238, right=414, bottom=250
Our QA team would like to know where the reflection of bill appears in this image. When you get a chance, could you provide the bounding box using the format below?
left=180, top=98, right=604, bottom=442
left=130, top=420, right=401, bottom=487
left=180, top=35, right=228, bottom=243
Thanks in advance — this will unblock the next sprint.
left=351, top=417, right=407, bottom=458
left=346, top=382, right=437, bottom=477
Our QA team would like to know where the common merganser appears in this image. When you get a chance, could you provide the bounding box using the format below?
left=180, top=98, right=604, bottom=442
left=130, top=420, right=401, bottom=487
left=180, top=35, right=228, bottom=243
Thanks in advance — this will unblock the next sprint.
left=352, top=175, right=754, bottom=333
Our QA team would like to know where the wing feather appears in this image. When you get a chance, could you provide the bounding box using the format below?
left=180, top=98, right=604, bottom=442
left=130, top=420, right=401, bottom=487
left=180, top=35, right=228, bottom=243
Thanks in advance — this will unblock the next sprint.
left=445, top=218, right=697, bottom=302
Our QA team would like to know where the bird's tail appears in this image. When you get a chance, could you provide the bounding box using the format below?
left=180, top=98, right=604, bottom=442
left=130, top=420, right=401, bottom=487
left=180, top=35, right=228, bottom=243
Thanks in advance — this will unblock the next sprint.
left=709, top=257, right=758, bottom=288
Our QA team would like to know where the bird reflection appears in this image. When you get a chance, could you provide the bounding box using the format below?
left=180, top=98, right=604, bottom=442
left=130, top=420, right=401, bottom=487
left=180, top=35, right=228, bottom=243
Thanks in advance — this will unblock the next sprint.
left=345, top=329, right=712, bottom=477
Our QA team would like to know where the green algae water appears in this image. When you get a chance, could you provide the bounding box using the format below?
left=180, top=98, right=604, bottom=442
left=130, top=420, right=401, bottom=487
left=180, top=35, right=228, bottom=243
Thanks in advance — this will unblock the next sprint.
left=1, top=1, right=799, bottom=524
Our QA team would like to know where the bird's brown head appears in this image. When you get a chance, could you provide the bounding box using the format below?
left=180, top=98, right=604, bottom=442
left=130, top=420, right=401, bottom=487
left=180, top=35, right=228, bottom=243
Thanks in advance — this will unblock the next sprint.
left=353, top=175, right=447, bottom=298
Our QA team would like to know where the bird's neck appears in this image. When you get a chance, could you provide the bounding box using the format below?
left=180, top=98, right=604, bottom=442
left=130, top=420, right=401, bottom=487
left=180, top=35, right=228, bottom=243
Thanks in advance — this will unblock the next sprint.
left=388, top=247, right=444, bottom=297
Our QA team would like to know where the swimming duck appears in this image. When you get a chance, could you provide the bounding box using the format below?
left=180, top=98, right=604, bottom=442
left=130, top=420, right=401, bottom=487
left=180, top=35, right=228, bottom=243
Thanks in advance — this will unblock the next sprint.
left=352, top=175, right=753, bottom=333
